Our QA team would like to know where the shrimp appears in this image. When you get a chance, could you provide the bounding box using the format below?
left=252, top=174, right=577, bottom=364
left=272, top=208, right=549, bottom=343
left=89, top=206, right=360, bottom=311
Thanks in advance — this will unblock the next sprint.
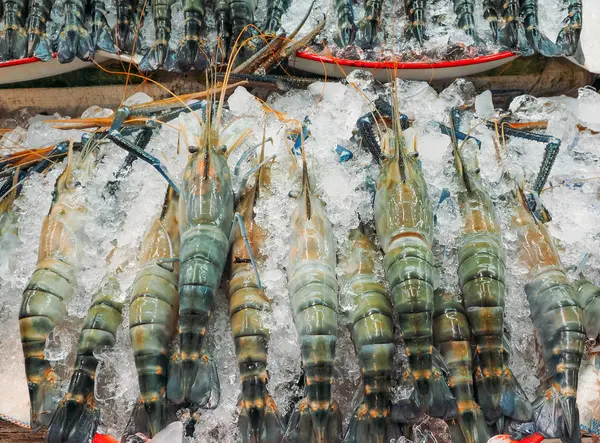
left=452, top=138, right=532, bottom=426
left=433, top=289, right=489, bottom=443
left=283, top=147, right=342, bottom=443
left=341, top=227, right=402, bottom=443
left=228, top=144, right=283, bottom=443
left=129, top=186, right=180, bottom=436
left=18, top=148, right=95, bottom=430
left=373, top=94, right=455, bottom=422
left=511, top=190, right=585, bottom=442
left=166, top=98, right=234, bottom=409
left=46, top=276, right=123, bottom=443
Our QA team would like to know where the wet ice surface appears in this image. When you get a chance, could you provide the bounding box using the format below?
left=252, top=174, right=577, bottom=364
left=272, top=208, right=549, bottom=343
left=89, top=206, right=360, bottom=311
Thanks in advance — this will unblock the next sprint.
left=1, top=77, right=600, bottom=441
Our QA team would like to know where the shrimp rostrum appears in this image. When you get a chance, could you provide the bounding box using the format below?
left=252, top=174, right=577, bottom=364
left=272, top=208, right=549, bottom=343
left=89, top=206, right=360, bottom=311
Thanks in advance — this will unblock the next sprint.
left=283, top=148, right=342, bottom=443
left=19, top=148, right=96, bottom=430
left=511, top=190, right=585, bottom=443
left=372, top=96, right=455, bottom=422
left=46, top=276, right=123, bottom=443
left=228, top=143, right=283, bottom=443
left=452, top=136, right=532, bottom=427
left=129, top=186, right=180, bottom=437
left=341, top=227, right=402, bottom=443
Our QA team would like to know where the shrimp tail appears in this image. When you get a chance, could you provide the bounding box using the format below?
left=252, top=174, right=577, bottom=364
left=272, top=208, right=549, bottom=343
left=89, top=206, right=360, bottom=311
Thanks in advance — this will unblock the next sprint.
left=46, top=396, right=99, bottom=443
left=166, top=350, right=220, bottom=408
left=0, top=27, right=27, bottom=61
left=344, top=373, right=403, bottom=443
left=175, top=39, right=209, bottom=72
left=391, top=347, right=457, bottom=422
left=284, top=398, right=342, bottom=443
left=57, top=26, right=93, bottom=63
left=238, top=378, right=283, bottom=443
left=139, top=44, right=176, bottom=72
left=90, top=1, right=115, bottom=52
left=532, top=391, right=580, bottom=443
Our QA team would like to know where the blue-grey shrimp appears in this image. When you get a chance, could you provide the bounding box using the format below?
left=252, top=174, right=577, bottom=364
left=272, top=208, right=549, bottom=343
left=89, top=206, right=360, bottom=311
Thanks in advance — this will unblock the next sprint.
left=56, top=0, right=93, bottom=62
left=19, top=149, right=96, bottom=430
left=433, top=289, right=489, bottom=443
left=283, top=147, right=342, bottom=443
left=129, top=186, right=180, bottom=437
left=341, top=227, right=402, bottom=443
left=511, top=190, right=585, bottom=442
left=452, top=138, right=532, bottom=427
left=228, top=144, right=283, bottom=443
left=175, top=0, right=209, bottom=72
left=24, top=0, right=53, bottom=59
left=139, top=0, right=175, bottom=71
left=373, top=97, right=455, bottom=422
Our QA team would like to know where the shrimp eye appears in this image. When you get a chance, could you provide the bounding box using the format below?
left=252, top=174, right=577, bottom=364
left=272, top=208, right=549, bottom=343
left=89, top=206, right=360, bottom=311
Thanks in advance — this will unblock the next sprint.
left=188, top=146, right=198, bottom=153
left=218, top=145, right=227, bottom=154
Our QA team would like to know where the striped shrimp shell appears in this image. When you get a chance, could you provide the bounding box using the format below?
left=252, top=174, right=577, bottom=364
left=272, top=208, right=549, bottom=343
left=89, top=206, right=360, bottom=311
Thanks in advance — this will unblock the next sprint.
left=129, top=186, right=180, bottom=436
left=512, top=191, right=585, bottom=441
left=341, top=228, right=401, bottom=443
left=46, top=276, right=123, bottom=443
left=454, top=141, right=532, bottom=426
left=228, top=155, right=283, bottom=443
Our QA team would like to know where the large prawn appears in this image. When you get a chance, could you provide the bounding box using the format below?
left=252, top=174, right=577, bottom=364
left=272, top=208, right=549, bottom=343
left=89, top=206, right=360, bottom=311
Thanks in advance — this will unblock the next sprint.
left=227, top=141, right=283, bottom=443
left=166, top=89, right=237, bottom=409
left=452, top=136, right=532, bottom=427
left=511, top=190, right=585, bottom=442
left=373, top=94, right=455, bottom=422
left=283, top=146, right=341, bottom=443
left=129, top=186, right=180, bottom=436
left=341, top=227, right=402, bottom=443
left=18, top=147, right=96, bottom=429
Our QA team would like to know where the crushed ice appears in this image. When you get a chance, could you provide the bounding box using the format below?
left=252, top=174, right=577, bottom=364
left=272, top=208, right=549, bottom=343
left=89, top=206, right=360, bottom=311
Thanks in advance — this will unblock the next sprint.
left=0, top=74, right=599, bottom=441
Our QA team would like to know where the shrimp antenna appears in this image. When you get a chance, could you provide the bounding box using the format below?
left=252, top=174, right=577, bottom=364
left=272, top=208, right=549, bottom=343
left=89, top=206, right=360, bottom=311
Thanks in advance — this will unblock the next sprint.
left=300, top=127, right=312, bottom=219
left=231, top=213, right=263, bottom=290
left=391, top=80, right=406, bottom=182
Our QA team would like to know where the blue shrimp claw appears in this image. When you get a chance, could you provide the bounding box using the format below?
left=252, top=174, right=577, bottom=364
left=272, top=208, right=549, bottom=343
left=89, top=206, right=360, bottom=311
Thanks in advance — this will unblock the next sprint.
left=107, top=108, right=180, bottom=193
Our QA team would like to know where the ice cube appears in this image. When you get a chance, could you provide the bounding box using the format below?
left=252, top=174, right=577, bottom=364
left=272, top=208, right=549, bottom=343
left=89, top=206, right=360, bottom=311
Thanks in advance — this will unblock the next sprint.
left=475, top=90, right=495, bottom=118
left=227, top=86, right=264, bottom=117
left=152, top=421, right=183, bottom=442
left=578, top=86, right=600, bottom=131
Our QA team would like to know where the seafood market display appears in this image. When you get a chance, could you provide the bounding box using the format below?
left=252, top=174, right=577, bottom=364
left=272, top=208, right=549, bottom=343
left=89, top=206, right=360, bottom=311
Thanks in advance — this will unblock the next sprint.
left=0, top=0, right=585, bottom=70
left=1, top=69, right=600, bottom=443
